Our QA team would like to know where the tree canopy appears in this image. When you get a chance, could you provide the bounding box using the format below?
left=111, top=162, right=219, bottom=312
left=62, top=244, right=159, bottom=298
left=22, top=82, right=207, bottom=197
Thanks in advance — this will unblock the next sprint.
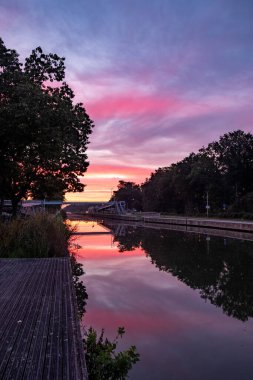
left=113, top=130, right=253, bottom=216
left=0, top=38, right=94, bottom=213
left=111, top=181, right=142, bottom=211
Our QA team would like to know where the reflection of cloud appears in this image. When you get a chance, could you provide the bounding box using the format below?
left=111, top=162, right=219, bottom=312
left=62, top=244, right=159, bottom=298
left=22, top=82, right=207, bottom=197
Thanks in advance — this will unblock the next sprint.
left=83, top=259, right=245, bottom=377
left=77, top=222, right=253, bottom=379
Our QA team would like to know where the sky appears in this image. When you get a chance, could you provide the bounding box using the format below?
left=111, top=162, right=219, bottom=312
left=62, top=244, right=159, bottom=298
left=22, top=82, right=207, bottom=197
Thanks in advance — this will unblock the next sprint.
left=1, top=0, right=253, bottom=201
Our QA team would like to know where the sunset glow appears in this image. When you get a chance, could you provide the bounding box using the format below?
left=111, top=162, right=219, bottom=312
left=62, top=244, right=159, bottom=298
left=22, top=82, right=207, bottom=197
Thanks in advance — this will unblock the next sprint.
left=67, top=165, right=152, bottom=201
left=2, top=0, right=253, bottom=201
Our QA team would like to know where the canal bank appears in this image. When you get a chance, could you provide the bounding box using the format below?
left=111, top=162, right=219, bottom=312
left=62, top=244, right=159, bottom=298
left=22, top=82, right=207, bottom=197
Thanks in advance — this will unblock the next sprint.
left=89, top=212, right=253, bottom=233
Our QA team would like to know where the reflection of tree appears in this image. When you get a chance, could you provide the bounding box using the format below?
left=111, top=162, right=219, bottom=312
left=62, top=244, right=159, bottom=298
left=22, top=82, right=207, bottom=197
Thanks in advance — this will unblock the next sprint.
left=114, top=227, right=142, bottom=253
left=70, top=254, right=88, bottom=318
left=108, top=223, right=253, bottom=321
left=102, top=221, right=142, bottom=252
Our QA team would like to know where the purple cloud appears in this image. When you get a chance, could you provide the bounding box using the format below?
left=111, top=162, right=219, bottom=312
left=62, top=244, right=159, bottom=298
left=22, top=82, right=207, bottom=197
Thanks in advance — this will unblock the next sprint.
left=1, top=0, right=253, bottom=199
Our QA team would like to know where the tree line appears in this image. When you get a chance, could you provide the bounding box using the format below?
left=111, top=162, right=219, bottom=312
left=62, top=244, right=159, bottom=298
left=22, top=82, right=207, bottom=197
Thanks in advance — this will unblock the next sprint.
left=0, top=38, right=94, bottom=214
left=112, top=130, right=253, bottom=216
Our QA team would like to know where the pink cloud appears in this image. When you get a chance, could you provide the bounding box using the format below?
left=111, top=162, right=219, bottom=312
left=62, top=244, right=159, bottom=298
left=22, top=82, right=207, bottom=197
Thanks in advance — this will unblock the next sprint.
left=86, top=93, right=185, bottom=120
left=81, top=164, right=151, bottom=189
left=66, top=164, right=152, bottom=202
left=83, top=164, right=151, bottom=179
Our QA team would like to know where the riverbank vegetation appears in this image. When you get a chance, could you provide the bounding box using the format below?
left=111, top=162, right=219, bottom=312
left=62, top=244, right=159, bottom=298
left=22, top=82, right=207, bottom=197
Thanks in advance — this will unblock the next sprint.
left=112, top=130, right=253, bottom=217
left=84, top=327, right=140, bottom=380
left=0, top=212, right=70, bottom=257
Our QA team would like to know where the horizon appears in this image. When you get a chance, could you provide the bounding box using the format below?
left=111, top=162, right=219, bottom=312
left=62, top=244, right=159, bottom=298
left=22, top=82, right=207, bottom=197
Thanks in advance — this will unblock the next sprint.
left=2, top=0, right=253, bottom=201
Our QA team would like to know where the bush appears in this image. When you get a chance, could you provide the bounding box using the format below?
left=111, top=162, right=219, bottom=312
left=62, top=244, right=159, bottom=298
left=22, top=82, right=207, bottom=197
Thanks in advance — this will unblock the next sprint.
left=84, top=327, right=140, bottom=380
left=0, top=211, right=71, bottom=258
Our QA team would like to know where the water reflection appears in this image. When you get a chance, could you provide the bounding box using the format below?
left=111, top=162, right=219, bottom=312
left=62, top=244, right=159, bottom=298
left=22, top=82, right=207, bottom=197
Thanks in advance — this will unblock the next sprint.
left=73, top=219, right=253, bottom=380
left=104, top=221, right=253, bottom=322
left=70, top=253, right=88, bottom=318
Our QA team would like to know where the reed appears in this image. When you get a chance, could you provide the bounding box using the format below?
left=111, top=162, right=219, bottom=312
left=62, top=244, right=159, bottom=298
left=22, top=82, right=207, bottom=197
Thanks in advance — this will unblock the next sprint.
left=0, top=212, right=71, bottom=258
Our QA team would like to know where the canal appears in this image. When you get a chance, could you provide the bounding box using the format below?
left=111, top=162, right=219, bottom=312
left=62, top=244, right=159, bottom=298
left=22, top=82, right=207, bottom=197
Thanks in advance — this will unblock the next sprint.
left=72, top=219, right=253, bottom=380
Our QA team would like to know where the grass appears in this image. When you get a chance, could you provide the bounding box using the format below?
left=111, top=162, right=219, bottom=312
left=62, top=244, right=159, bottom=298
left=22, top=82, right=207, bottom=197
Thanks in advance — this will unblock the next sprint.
left=0, top=211, right=71, bottom=258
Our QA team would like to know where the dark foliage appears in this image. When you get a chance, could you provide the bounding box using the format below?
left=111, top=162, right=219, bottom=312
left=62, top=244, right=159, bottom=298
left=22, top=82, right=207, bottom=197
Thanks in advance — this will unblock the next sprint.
left=112, top=130, right=253, bottom=216
left=0, top=38, right=94, bottom=215
left=84, top=326, right=140, bottom=380
left=111, top=181, right=142, bottom=211
left=70, top=253, right=88, bottom=318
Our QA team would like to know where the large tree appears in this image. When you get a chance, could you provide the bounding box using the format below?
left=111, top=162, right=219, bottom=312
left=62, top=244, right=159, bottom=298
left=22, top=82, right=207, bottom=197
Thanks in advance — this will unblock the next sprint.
left=204, top=130, right=253, bottom=202
left=112, top=181, right=142, bottom=211
left=142, top=167, right=172, bottom=212
left=141, top=130, right=253, bottom=215
left=0, top=39, right=94, bottom=214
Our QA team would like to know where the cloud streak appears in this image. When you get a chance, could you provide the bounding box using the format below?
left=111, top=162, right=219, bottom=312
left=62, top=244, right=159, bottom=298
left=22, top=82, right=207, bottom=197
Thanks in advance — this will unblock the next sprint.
left=1, top=0, right=253, bottom=200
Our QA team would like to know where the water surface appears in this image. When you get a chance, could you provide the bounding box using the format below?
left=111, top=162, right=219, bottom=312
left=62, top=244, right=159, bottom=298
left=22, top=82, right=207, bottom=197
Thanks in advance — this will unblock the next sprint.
left=73, top=219, right=253, bottom=380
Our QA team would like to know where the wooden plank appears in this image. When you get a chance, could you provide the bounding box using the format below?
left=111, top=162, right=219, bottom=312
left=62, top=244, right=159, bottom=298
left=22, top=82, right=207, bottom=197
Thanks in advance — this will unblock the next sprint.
left=0, top=258, right=87, bottom=380
left=42, top=258, right=63, bottom=379
left=0, top=260, right=20, bottom=299
left=2, top=260, right=49, bottom=379
left=63, top=258, right=78, bottom=379
left=62, top=258, right=87, bottom=379
left=0, top=261, right=40, bottom=376
left=24, top=258, right=58, bottom=380
left=0, top=260, right=33, bottom=321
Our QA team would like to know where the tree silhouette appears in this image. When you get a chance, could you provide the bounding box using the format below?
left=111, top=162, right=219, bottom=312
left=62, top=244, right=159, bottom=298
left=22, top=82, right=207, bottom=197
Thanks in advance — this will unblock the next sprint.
left=0, top=38, right=94, bottom=214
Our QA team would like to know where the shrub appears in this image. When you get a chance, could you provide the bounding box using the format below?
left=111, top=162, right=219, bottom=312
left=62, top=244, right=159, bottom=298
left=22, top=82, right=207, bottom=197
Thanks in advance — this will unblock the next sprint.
left=0, top=211, right=71, bottom=258
left=84, top=327, right=140, bottom=380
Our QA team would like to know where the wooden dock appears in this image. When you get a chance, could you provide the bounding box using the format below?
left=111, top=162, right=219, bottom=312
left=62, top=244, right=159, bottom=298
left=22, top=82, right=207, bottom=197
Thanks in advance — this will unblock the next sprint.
left=0, top=258, right=87, bottom=380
